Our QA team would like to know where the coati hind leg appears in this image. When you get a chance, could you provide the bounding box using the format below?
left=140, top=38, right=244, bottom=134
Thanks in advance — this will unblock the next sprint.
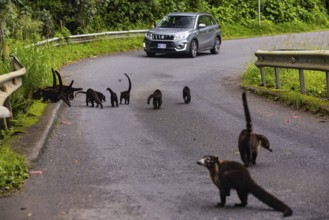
left=251, top=151, right=258, bottom=165
left=235, top=190, right=248, bottom=207
left=239, top=146, right=251, bottom=167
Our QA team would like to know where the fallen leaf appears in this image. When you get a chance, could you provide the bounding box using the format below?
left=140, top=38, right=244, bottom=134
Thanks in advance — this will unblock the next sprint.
left=60, top=120, right=72, bottom=125
left=30, top=170, right=43, bottom=175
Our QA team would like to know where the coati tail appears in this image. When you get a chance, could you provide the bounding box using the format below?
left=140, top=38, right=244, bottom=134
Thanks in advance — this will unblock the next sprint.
left=147, top=95, right=153, bottom=104
left=242, top=92, right=252, bottom=133
left=51, top=68, right=57, bottom=88
left=54, top=70, right=63, bottom=95
left=249, top=182, right=293, bottom=217
left=124, top=73, right=131, bottom=92
left=74, top=91, right=87, bottom=97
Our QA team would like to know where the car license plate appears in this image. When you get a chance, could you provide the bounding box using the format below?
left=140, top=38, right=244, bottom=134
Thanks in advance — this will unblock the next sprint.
left=158, top=43, right=166, bottom=49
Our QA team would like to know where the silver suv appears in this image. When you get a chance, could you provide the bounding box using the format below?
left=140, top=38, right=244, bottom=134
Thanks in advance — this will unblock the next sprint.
left=143, top=12, right=221, bottom=58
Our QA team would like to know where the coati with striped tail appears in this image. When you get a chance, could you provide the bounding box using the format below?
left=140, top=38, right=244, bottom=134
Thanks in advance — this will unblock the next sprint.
left=183, top=86, right=191, bottom=104
left=197, top=155, right=293, bottom=217
left=147, top=89, right=162, bottom=109
left=120, top=73, right=131, bottom=104
left=239, top=92, right=272, bottom=167
left=32, top=68, right=71, bottom=106
left=75, top=89, right=104, bottom=109
left=106, top=88, right=119, bottom=107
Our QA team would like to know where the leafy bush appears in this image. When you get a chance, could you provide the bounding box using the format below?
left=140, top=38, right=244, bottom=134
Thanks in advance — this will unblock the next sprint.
left=0, top=145, right=29, bottom=195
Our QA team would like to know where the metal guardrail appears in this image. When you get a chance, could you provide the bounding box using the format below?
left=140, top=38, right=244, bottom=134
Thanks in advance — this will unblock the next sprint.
left=254, top=50, right=329, bottom=97
left=33, top=30, right=148, bottom=46
left=0, top=56, right=26, bottom=129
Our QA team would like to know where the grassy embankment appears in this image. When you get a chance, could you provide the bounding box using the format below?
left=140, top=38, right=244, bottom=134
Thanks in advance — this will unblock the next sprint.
left=0, top=21, right=328, bottom=196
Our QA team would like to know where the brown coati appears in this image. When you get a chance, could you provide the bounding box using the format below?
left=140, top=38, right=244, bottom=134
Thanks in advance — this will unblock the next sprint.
left=238, top=92, right=272, bottom=167
left=75, top=89, right=104, bottom=108
left=120, top=73, right=131, bottom=104
left=147, top=89, right=162, bottom=109
left=106, top=88, right=119, bottom=107
left=53, top=69, right=83, bottom=100
left=197, top=155, right=293, bottom=217
left=32, top=68, right=71, bottom=106
left=183, top=86, right=191, bottom=104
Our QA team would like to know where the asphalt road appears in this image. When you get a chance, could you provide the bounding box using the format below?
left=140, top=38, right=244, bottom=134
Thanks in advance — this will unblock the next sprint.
left=1, top=32, right=329, bottom=220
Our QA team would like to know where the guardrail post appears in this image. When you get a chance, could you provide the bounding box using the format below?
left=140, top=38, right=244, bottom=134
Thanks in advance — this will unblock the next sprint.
left=326, top=71, right=329, bottom=98
left=260, top=67, right=266, bottom=86
left=275, top=67, right=280, bottom=89
left=299, top=69, right=305, bottom=94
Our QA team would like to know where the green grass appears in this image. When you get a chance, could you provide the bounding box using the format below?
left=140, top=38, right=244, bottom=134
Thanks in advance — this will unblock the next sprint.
left=0, top=144, right=29, bottom=196
left=241, top=65, right=329, bottom=114
left=222, top=20, right=329, bottom=39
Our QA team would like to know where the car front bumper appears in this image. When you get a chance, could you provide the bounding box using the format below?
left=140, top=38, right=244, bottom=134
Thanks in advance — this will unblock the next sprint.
left=143, top=38, right=190, bottom=54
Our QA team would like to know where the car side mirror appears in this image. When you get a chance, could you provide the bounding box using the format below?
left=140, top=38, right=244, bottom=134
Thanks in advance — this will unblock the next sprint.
left=198, top=23, right=206, bottom=28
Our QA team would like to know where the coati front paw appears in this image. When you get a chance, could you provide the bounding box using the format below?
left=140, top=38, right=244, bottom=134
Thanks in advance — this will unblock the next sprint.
left=217, top=203, right=225, bottom=207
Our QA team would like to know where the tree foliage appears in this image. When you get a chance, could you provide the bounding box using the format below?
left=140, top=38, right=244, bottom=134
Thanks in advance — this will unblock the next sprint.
left=0, top=0, right=328, bottom=41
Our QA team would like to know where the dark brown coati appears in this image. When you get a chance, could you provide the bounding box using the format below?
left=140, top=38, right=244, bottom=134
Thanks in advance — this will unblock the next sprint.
left=183, top=86, right=191, bottom=104
left=120, top=73, right=131, bottom=104
left=238, top=92, right=272, bottom=167
left=53, top=69, right=83, bottom=100
left=32, top=69, right=71, bottom=106
left=197, top=155, right=293, bottom=217
left=106, top=88, right=119, bottom=107
left=75, top=89, right=104, bottom=108
left=147, top=89, right=162, bottom=109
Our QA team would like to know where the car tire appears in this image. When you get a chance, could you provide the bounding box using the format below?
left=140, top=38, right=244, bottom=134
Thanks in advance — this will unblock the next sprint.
left=210, top=37, right=221, bottom=54
left=189, top=40, right=198, bottom=58
left=146, top=52, right=156, bottom=57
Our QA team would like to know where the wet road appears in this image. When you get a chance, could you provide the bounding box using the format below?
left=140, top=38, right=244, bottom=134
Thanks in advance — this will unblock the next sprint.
left=1, top=32, right=329, bottom=220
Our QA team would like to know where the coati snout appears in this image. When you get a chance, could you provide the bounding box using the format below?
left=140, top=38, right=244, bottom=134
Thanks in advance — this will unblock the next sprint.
left=197, top=155, right=218, bottom=168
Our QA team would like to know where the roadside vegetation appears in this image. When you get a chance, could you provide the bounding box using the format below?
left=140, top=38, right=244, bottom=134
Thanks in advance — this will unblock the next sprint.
left=1, top=0, right=329, bottom=196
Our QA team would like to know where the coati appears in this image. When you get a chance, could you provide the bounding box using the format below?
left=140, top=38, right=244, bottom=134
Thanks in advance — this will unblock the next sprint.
left=147, top=89, right=162, bottom=109
left=120, top=73, right=131, bottom=104
left=183, top=86, right=191, bottom=104
left=32, top=68, right=71, bottom=106
left=238, top=92, right=272, bottom=167
left=106, top=88, right=119, bottom=107
left=197, top=155, right=293, bottom=217
left=53, top=69, right=83, bottom=100
left=75, top=89, right=104, bottom=108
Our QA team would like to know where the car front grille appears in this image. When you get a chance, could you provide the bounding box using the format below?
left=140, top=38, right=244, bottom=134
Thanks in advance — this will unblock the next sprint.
left=152, top=34, right=174, bottom=40
left=150, top=42, right=175, bottom=48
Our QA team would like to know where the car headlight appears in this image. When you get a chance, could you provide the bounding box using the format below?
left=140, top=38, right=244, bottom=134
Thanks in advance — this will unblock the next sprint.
left=174, top=33, right=188, bottom=40
left=145, top=32, right=153, bottom=39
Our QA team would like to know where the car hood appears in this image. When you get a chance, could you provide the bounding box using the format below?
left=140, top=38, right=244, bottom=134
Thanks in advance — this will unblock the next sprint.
left=149, top=28, right=193, bottom=35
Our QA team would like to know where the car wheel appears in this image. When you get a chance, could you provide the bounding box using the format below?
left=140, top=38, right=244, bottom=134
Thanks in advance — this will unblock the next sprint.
left=146, top=52, right=156, bottom=57
left=189, top=40, right=198, bottom=58
left=210, top=37, right=220, bottom=54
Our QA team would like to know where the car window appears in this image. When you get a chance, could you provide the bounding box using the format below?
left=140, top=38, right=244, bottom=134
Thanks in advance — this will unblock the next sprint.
left=204, top=16, right=214, bottom=26
left=197, top=16, right=204, bottom=26
left=198, top=15, right=215, bottom=27
left=158, top=15, right=195, bottom=28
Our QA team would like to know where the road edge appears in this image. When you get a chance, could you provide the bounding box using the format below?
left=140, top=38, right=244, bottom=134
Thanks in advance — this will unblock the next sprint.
left=10, top=101, right=64, bottom=168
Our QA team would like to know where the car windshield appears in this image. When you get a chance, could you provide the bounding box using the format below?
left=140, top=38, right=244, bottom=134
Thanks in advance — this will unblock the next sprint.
left=158, top=15, right=196, bottom=28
